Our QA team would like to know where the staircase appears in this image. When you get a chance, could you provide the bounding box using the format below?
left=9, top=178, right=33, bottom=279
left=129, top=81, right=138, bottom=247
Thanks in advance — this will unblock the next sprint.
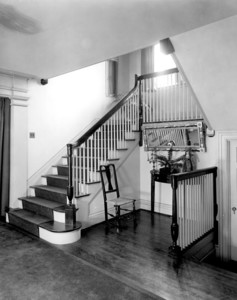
left=7, top=160, right=82, bottom=245
left=6, top=67, right=212, bottom=246
left=7, top=93, right=140, bottom=244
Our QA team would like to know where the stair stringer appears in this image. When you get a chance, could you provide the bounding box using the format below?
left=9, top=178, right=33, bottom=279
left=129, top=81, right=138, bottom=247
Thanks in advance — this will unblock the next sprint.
left=27, top=119, right=101, bottom=197
left=76, top=135, right=140, bottom=229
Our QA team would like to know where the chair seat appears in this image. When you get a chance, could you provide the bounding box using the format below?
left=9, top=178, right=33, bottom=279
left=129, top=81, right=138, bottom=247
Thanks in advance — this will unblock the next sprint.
left=109, top=197, right=135, bottom=207
left=99, top=163, right=137, bottom=232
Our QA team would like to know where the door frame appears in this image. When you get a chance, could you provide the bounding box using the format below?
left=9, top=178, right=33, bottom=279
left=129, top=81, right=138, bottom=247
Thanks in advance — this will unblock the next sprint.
left=218, top=131, right=237, bottom=261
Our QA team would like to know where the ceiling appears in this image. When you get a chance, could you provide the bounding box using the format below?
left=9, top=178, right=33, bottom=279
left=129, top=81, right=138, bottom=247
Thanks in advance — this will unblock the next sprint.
left=1, top=0, right=237, bottom=79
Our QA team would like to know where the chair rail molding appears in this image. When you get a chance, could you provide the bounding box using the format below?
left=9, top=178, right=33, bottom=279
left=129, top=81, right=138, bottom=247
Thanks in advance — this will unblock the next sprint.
left=218, top=131, right=237, bottom=261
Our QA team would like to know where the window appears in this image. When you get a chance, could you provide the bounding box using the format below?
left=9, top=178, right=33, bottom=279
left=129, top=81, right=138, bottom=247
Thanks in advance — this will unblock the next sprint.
left=154, top=43, right=177, bottom=87
left=154, top=43, right=176, bottom=72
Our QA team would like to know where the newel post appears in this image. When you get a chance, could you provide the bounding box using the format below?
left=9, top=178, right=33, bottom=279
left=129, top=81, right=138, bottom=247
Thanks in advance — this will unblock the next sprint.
left=138, top=79, right=143, bottom=147
left=213, top=167, right=218, bottom=245
left=66, top=143, right=77, bottom=225
left=67, top=144, right=73, bottom=205
left=169, top=175, right=181, bottom=257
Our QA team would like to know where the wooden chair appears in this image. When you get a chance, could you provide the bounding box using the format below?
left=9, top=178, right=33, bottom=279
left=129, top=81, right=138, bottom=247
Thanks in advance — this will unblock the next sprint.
left=99, top=164, right=136, bottom=233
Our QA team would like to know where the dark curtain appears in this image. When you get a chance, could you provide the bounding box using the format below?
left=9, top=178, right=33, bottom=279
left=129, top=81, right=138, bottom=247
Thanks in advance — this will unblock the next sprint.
left=0, top=98, right=10, bottom=216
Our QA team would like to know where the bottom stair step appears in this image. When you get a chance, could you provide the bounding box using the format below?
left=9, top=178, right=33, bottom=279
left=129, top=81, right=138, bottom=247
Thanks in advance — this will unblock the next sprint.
left=19, top=196, right=65, bottom=219
left=8, top=209, right=51, bottom=237
left=39, top=221, right=82, bottom=245
left=40, top=220, right=82, bottom=233
left=7, top=209, right=82, bottom=245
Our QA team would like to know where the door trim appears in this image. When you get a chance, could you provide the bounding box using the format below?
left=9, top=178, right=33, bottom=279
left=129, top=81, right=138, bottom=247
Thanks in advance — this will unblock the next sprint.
left=218, top=131, right=237, bottom=261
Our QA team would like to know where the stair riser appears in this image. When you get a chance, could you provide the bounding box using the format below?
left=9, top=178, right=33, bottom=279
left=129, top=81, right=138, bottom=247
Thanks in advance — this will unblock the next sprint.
left=57, top=166, right=69, bottom=176
left=34, top=188, right=67, bottom=204
left=22, top=200, right=54, bottom=219
left=46, top=177, right=68, bottom=189
left=56, top=166, right=96, bottom=181
left=8, top=213, right=39, bottom=236
left=78, top=149, right=108, bottom=157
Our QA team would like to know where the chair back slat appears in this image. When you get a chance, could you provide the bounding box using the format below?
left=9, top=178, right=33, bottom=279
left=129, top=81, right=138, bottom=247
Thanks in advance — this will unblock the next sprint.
left=99, top=164, right=120, bottom=200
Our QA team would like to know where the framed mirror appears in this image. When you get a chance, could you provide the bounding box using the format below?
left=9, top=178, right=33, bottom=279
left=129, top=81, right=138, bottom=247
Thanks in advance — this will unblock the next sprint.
left=143, top=121, right=206, bottom=152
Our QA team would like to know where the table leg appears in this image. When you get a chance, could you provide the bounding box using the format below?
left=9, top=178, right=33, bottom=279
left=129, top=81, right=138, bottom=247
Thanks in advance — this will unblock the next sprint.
left=151, top=171, right=155, bottom=213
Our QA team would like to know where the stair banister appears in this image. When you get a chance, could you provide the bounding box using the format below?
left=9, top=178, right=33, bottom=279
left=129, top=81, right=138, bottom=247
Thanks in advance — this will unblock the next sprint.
left=73, top=75, right=139, bottom=148
left=138, top=79, right=143, bottom=146
left=170, top=175, right=181, bottom=256
left=66, top=66, right=213, bottom=224
left=169, top=167, right=218, bottom=256
left=66, top=143, right=77, bottom=225
left=67, top=143, right=73, bottom=205
left=67, top=74, right=139, bottom=198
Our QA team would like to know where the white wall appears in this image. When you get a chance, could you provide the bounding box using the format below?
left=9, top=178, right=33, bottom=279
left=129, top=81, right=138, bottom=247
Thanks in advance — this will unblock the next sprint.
left=10, top=105, right=28, bottom=208
left=28, top=62, right=112, bottom=178
left=117, top=50, right=141, bottom=96
left=172, top=15, right=237, bottom=131
left=120, top=38, right=224, bottom=214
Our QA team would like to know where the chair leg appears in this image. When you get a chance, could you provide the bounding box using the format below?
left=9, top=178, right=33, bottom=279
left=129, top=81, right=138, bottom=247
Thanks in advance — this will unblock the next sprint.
left=104, top=201, right=110, bottom=232
left=115, top=206, right=121, bottom=233
left=133, top=201, right=137, bottom=228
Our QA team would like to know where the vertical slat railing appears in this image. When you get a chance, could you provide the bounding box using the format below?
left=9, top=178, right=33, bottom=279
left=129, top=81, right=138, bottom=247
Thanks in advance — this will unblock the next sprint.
left=139, top=68, right=204, bottom=124
left=66, top=68, right=209, bottom=215
left=68, top=84, right=139, bottom=198
left=170, top=167, right=217, bottom=255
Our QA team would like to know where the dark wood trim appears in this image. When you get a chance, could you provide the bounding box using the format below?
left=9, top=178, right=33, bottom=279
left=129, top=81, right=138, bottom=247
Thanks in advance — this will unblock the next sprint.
left=67, top=143, right=73, bottom=206
left=170, top=167, right=217, bottom=181
left=169, top=175, right=181, bottom=257
left=138, top=79, right=143, bottom=146
left=182, top=228, right=215, bottom=254
left=73, top=75, right=139, bottom=148
left=137, top=68, right=179, bottom=81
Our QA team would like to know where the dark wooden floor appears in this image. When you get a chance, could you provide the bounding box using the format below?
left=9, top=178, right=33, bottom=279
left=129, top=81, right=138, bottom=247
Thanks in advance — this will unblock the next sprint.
left=55, top=210, right=237, bottom=300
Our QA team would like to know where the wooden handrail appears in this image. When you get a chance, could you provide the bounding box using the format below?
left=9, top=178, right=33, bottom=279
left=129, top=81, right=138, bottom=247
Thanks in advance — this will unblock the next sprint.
left=72, top=68, right=181, bottom=149
left=67, top=67, right=193, bottom=205
left=72, top=67, right=181, bottom=149
left=138, top=79, right=143, bottom=146
left=170, top=167, right=217, bottom=184
left=73, top=75, right=139, bottom=148
left=137, top=68, right=179, bottom=81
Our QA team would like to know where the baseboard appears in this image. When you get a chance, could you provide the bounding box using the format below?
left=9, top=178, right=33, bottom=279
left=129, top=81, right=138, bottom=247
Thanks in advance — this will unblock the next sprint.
left=183, top=230, right=215, bottom=262
left=140, top=199, right=172, bottom=216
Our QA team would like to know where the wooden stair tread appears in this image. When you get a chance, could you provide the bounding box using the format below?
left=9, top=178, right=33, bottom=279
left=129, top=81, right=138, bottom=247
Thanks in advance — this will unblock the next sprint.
left=9, top=209, right=51, bottom=225
left=42, top=174, right=68, bottom=180
left=19, top=196, right=65, bottom=209
left=117, top=148, right=128, bottom=151
left=53, top=164, right=68, bottom=169
left=31, top=185, right=67, bottom=194
left=107, top=158, right=120, bottom=161
left=40, top=220, right=82, bottom=233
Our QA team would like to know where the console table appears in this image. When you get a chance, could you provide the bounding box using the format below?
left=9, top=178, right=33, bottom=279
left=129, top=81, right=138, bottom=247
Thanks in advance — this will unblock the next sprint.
left=150, top=169, right=171, bottom=213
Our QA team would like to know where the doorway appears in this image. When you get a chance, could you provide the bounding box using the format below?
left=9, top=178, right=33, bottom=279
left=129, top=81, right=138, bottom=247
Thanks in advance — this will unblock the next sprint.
left=230, top=139, right=237, bottom=261
left=0, top=97, right=11, bottom=217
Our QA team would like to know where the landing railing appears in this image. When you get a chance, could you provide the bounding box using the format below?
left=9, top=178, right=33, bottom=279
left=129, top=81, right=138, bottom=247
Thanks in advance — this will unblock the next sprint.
left=169, top=167, right=218, bottom=255
left=139, top=68, right=204, bottom=124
